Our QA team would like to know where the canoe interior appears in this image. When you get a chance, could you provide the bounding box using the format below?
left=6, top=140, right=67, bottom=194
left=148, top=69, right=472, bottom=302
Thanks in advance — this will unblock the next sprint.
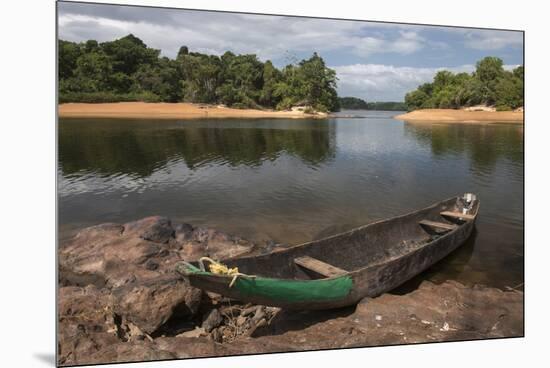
left=223, top=196, right=479, bottom=280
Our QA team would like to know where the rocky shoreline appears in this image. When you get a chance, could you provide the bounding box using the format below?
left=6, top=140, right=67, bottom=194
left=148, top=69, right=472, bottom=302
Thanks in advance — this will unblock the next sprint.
left=58, top=216, right=523, bottom=366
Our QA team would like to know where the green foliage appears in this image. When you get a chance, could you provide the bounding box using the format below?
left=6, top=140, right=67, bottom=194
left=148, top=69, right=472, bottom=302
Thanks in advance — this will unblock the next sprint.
left=366, top=101, right=407, bottom=111
left=100, top=34, right=159, bottom=75
left=59, top=34, right=340, bottom=111
left=58, top=91, right=161, bottom=104
left=270, top=53, right=339, bottom=112
left=405, top=56, right=524, bottom=111
left=338, top=97, right=368, bottom=109
left=338, top=98, right=407, bottom=111
left=59, top=40, right=82, bottom=79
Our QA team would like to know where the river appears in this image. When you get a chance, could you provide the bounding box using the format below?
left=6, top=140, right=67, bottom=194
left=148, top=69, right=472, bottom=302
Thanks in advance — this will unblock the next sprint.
left=58, top=110, right=524, bottom=289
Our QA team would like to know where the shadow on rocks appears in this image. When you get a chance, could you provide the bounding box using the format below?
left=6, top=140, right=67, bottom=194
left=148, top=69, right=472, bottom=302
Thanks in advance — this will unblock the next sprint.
left=252, top=306, right=356, bottom=337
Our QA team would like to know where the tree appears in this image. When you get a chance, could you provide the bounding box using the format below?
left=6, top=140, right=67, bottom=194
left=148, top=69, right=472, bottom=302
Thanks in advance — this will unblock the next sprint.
left=101, top=34, right=159, bottom=75
left=133, top=58, right=183, bottom=101
left=73, top=51, right=113, bottom=92
left=177, top=46, right=189, bottom=59
left=338, top=97, right=368, bottom=109
left=58, top=40, right=82, bottom=79
left=495, top=71, right=523, bottom=110
left=404, top=56, right=523, bottom=111
left=58, top=34, right=342, bottom=110
left=475, top=56, right=505, bottom=83
left=259, top=60, right=282, bottom=108
left=405, top=90, right=429, bottom=111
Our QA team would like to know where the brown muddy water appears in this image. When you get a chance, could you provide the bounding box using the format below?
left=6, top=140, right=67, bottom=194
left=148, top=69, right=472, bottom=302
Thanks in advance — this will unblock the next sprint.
left=58, top=110, right=523, bottom=289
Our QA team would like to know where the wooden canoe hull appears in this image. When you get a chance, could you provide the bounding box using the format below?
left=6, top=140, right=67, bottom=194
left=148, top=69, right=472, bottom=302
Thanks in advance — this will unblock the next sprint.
left=178, top=195, right=479, bottom=309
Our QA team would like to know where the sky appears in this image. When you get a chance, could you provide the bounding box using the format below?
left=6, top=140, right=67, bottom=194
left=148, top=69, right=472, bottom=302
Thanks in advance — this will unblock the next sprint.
left=58, top=1, right=524, bottom=102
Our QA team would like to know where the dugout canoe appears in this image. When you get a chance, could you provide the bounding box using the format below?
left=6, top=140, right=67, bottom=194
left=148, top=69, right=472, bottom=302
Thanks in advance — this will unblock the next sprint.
left=176, top=194, right=479, bottom=310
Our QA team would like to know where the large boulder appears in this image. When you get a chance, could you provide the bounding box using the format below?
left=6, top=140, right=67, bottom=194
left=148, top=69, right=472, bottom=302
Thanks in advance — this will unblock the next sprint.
left=110, top=274, right=202, bottom=335
left=59, top=216, right=258, bottom=288
left=58, top=216, right=263, bottom=347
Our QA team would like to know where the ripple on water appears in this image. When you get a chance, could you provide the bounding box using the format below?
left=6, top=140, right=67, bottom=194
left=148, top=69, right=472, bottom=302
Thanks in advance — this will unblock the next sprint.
left=58, top=117, right=524, bottom=288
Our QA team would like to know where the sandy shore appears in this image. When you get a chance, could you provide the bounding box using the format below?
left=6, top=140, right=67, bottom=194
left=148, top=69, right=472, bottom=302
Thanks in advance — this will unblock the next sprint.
left=394, top=109, right=523, bottom=123
left=58, top=102, right=327, bottom=119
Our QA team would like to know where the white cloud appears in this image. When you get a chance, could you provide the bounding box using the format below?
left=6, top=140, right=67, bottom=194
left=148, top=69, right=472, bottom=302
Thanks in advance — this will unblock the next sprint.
left=443, top=28, right=523, bottom=50
left=58, top=9, right=431, bottom=60
left=333, top=64, right=472, bottom=101
left=464, top=30, right=523, bottom=50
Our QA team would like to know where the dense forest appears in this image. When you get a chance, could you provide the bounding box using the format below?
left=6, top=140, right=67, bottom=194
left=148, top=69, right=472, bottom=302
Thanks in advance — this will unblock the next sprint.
left=59, top=34, right=340, bottom=112
left=366, top=102, right=407, bottom=111
left=405, top=57, right=523, bottom=111
left=338, top=97, right=368, bottom=109
left=338, top=97, right=407, bottom=111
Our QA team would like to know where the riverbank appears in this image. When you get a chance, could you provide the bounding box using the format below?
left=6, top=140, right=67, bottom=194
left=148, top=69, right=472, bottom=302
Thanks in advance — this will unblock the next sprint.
left=58, top=102, right=327, bottom=119
left=58, top=216, right=524, bottom=366
left=395, top=109, right=524, bottom=123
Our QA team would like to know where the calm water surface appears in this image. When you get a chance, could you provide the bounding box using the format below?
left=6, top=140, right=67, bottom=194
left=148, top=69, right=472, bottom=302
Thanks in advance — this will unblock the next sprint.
left=58, top=111, right=524, bottom=289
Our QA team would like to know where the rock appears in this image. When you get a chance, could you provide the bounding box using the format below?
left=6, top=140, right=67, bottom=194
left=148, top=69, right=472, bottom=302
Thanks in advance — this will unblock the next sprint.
left=57, top=286, right=120, bottom=366
left=236, top=315, right=248, bottom=327
left=59, top=218, right=523, bottom=365
left=210, top=328, right=223, bottom=342
left=179, top=241, right=207, bottom=261
left=60, top=232, right=172, bottom=289
left=247, top=318, right=267, bottom=337
left=251, top=307, right=266, bottom=324
left=144, top=259, right=159, bottom=271
left=219, top=305, right=241, bottom=317
left=86, top=341, right=176, bottom=365
left=154, top=336, right=234, bottom=359
left=221, top=280, right=523, bottom=354
left=68, top=223, right=124, bottom=246
left=202, top=309, right=223, bottom=333
left=184, top=227, right=255, bottom=260
left=239, top=305, right=257, bottom=317
left=59, top=216, right=263, bottom=290
left=352, top=280, right=523, bottom=342
left=177, top=327, right=206, bottom=338
left=123, top=216, right=175, bottom=244
left=111, top=274, right=202, bottom=335
left=174, top=223, right=194, bottom=243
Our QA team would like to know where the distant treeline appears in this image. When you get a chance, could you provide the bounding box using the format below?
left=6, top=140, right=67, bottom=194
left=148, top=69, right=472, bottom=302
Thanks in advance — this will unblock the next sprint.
left=405, top=57, right=523, bottom=111
left=59, top=34, right=339, bottom=112
left=338, top=97, right=407, bottom=111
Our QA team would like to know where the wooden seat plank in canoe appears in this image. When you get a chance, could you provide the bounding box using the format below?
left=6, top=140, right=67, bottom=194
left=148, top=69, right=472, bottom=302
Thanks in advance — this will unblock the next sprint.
left=294, top=256, right=347, bottom=278
left=419, top=220, right=458, bottom=232
left=440, top=211, right=475, bottom=221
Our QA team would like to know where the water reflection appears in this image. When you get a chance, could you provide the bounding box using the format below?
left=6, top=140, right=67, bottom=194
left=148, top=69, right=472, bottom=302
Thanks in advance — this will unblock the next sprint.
left=404, top=122, right=524, bottom=171
left=59, top=119, right=336, bottom=177
left=58, top=114, right=524, bottom=289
